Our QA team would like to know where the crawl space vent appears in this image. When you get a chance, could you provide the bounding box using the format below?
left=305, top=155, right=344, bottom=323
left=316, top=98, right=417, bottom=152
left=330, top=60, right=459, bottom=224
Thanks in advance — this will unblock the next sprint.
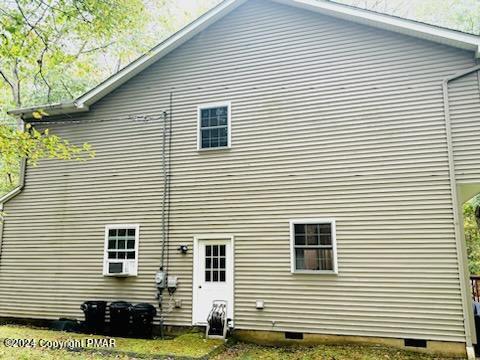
left=404, top=339, right=427, bottom=348
left=285, top=332, right=303, bottom=340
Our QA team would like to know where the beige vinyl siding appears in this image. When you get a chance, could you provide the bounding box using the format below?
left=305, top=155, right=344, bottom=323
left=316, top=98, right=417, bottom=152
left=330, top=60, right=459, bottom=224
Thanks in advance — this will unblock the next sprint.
left=449, top=70, right=480, bottom=183
left=0, top=0, right=478, bottom=343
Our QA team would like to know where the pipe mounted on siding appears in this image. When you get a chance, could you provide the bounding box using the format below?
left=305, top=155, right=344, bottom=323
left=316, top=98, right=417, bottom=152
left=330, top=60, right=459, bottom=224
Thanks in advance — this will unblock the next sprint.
left=0, top=120, right=27, bottom=261
left=0, top=158, right=26, bottom=259
left=442, top=64, right=480, bottom=358
left=0, top=119, right=27, bottom=210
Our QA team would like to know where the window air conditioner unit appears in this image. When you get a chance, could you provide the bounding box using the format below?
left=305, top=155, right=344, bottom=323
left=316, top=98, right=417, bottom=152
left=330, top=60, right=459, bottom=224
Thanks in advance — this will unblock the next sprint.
left=104, top=260, right=136, bottom=277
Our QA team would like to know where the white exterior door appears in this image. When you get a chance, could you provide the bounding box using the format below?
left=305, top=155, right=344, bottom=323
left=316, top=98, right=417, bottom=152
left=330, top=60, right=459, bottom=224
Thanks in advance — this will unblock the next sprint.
left=193, top=236, right=234, bottom=325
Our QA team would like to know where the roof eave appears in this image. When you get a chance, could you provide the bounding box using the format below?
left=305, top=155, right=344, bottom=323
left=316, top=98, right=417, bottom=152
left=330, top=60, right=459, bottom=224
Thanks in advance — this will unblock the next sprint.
left=75, top=0, right=248, bottom=107
left=7, top=0, right=247, bottom=119
left=7, top=102, right=89, bottom=119
left=275, top=0, right=480, bottom=57
left=6, top=0, right=480, bottom=119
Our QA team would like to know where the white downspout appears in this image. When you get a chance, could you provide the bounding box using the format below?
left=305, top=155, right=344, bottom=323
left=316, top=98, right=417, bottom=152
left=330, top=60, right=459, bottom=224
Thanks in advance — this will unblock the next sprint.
left=442, top=64, right=480, bottom=360
left=0, top=157, right=26, bottom=261
left=0, top=120, right=27, bottom=261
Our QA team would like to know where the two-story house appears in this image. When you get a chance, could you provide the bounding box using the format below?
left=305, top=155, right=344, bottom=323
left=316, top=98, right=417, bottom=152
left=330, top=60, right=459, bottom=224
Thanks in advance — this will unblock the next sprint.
left=2, top=0, right=480, bottom=358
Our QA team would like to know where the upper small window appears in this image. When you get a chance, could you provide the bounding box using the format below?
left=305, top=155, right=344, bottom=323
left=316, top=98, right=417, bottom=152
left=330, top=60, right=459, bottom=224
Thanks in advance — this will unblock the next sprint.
left=290, top=219, right=337, bottom=273
left=198, top=102, right=231, bottom=149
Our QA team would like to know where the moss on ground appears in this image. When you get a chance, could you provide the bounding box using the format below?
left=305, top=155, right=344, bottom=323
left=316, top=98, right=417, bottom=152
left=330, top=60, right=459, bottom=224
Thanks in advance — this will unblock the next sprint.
left=114, top=332, right=223, bottom=357
left=0, top=346, right=132, bottom=360
left=0, top=325, right=459, bottom=359
left=213, top=342, right=453, bottom=360
left=0, top=324, right=222, bottom=359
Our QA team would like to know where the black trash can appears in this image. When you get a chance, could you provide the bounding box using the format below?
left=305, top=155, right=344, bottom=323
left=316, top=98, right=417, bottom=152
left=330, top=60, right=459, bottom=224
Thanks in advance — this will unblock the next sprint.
left=109, top=301, right=132, bottom=337
left=131, top=303, right=157, bottom=339
left=80, top=301, right=106, bottom=334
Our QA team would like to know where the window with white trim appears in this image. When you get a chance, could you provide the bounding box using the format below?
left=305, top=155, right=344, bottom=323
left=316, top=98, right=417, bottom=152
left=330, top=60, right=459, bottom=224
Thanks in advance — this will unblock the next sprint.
left=290, top=219, right=337, bottom=273
left=103, top=225, right=139, bottom=276
left=198, top=102, right=230, bottom=149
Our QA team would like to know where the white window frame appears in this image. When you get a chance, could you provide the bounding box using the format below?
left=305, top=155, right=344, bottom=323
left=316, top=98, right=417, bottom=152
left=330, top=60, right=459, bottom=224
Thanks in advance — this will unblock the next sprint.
left=103, top=224, right=140, bottom=277
left=289, top=219, right=338, bottom=274
left=197, top=101, right=232, bottom=151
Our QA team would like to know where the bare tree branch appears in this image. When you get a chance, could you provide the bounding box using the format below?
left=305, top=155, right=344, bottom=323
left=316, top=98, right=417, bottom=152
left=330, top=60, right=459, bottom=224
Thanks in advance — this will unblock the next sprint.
left=0, top=68, right=14, bottom=91
left=80, top=41, right=116, bottom=55
left=59, top=79, right=74, bottom=98
left=36, top=46, right=52, bottom=103
left=12, top=59, right=21, bottom=106
left=36, top=0, right=74, bottom=17
left=72, top=1, right=93, bottom=24
left=13, top=0, right=49, bottom=48
left=0, top=67, right=19, bottom=106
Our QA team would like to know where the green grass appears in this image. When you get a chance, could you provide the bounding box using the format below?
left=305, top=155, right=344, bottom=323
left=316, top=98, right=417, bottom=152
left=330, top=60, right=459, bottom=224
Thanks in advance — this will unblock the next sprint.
left=0, top=324, right=223, bottom=359
left=0, top=325, right=459, bottom=359
left=213, top=342, right=453, bottom=360
left=0, top=346, right=132, bottom=360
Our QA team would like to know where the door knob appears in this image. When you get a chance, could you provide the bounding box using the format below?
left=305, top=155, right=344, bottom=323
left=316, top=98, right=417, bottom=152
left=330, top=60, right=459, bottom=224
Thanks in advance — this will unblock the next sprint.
left=199, top=285, right=202, bottom=289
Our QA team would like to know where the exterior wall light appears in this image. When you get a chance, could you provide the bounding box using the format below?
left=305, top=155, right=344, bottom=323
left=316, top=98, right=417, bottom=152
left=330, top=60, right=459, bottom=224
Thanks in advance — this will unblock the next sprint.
left=177, top=245, right=188, bottom=254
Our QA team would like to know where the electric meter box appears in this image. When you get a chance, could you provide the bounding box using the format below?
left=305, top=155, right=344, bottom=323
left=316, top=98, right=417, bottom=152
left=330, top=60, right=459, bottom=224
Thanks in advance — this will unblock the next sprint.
left=155, top=271, right=167, bottom=289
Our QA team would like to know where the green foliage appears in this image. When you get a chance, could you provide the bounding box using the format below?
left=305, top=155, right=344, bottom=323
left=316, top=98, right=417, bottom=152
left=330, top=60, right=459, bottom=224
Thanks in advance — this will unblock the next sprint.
left=464, top=200, right=480, bottom=274
left=0, top=121, right=95, bottom=192
left=0, top=0, right=147, bottom=106
left=414, top=0, right=480, bottom=35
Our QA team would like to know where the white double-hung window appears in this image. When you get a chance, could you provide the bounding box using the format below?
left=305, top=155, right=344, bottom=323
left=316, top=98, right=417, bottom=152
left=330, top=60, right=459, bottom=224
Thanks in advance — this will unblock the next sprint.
left=290, top=219, right=337, bottom=274
left=103, top=225, right=139, bottom=276
left=197, top=102, right=231, bottom=150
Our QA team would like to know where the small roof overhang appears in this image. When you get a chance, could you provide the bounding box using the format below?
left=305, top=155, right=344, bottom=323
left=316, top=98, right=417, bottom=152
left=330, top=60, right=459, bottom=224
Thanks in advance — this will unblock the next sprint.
left=8, top=101, right=89, bottom=118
